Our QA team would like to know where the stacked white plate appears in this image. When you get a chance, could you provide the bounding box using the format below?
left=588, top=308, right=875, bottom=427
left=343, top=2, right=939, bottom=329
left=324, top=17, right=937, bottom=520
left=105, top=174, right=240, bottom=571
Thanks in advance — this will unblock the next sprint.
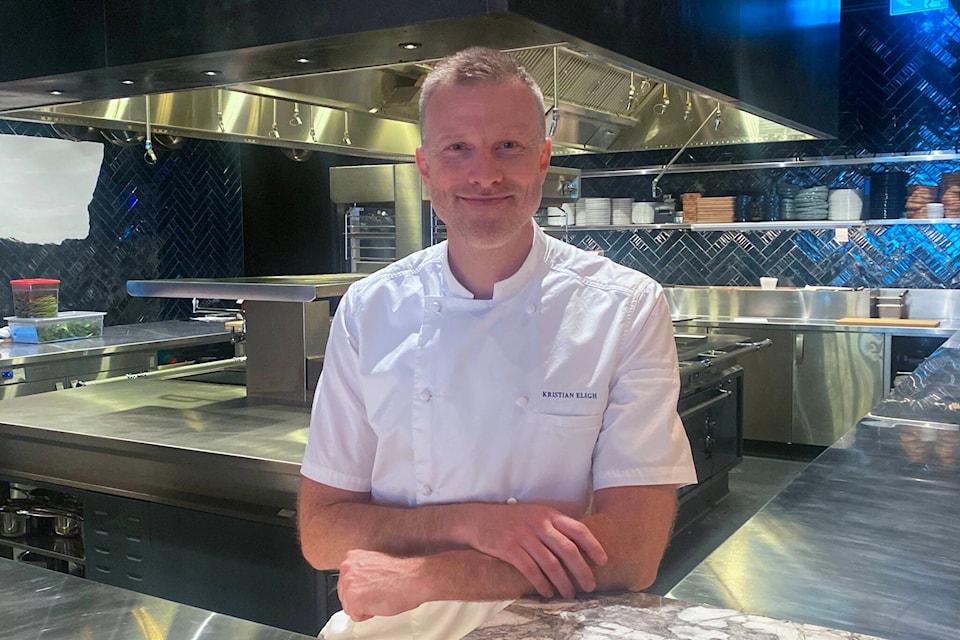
left=573, top=200, right=586, bottom=226
left=581, top=197, right=612, bottom=226
left=611, top=198, right=633, bottom=225
left=828, top=189, right=863, bottom=221
left=632, top=201, right=655, bottom=224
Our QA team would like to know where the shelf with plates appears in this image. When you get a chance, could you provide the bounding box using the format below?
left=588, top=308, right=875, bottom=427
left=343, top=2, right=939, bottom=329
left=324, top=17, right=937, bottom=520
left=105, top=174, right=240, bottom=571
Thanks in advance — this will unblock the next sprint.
left=543, top=218, right=960, bottom=234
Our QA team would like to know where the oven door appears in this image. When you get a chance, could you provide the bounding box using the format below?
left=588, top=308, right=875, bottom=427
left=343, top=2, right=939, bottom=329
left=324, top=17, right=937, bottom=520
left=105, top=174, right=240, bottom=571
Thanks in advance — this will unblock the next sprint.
left=677, top=366, right=743, bottom=493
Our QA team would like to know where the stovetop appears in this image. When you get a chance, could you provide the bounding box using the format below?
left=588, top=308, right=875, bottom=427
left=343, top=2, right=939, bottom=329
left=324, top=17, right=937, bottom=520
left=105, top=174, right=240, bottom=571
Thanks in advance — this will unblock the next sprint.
left=675, top=333, right=771, bottom=389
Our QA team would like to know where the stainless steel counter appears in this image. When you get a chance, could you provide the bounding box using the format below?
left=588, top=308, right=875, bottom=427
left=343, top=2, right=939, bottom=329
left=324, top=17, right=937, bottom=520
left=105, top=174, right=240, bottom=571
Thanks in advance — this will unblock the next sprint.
left=0, top=558, right=314, bottom=640
left=0, top=378, right=307, bottom=523
left=669, top=337, right=960, bottom=640
left=0, top=319, right=237, bottom=367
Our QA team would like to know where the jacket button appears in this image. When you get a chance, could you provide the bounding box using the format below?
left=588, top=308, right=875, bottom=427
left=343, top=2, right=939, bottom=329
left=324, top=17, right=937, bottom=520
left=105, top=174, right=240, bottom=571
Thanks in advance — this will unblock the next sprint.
left=420, top=484, right=433, bottom=496
left=506, top=497, right=518, bottom=505
left=516, top=396, right=529, bottom=407
left=526, top=303, right=537, bottom=314
left=431, top=300, right=442, bottom=312
left=419, top=389, right=432, bottom=402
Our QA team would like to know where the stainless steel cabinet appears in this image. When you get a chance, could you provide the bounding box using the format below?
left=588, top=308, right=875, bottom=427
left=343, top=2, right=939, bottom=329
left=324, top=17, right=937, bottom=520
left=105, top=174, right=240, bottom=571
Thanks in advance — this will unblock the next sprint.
left=711, top=327, right=884, bottom=446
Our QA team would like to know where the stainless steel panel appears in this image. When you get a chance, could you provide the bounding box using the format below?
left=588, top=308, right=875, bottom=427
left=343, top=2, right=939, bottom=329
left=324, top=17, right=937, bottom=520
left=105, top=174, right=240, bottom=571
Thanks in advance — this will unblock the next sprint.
left=0, top=558, right=315, bottom=640
left=394, top=163, right=425, bottom=259
left=244, top=300, right=329, bottom=404
left=126, top=274, right=365, bottom=302
left=712, top=327, right=793, bottom=444
left=792, top=331, right=884, bottom=446
left=0, top=379, right=306, bottom=521
left=330, top=164, right=401, bottom=203
left=665, top=286, right=871, bottom=321
left=669, top=340, right=960, bottom=640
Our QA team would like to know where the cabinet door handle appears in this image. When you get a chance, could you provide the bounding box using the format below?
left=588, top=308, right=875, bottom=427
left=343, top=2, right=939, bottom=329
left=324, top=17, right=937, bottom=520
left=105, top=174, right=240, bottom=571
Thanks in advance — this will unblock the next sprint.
left=679, top=388, right=732, bottom=419
left=795, top=332, right=805, bottom=365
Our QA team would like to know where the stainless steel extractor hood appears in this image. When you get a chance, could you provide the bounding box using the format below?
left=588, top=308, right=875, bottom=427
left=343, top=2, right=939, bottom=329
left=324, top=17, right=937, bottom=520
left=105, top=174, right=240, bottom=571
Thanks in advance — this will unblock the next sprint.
left=0, top=1, right=838, bottom=160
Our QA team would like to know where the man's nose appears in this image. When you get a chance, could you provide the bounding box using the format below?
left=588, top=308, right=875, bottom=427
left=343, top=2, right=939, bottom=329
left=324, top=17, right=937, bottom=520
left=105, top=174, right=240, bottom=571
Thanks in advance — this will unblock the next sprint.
left=467, top=149, right=503, bottom=187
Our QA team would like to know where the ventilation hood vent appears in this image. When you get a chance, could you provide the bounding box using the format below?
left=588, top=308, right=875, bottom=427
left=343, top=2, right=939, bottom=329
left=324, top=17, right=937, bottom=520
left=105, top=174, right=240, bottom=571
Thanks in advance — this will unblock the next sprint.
left=0, top=2, right=836, bottom=160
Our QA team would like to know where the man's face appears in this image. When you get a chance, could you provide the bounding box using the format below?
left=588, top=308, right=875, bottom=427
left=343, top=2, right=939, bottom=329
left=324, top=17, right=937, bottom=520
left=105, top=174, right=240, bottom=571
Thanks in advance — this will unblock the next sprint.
left=415, top=79, right=551, bottom=251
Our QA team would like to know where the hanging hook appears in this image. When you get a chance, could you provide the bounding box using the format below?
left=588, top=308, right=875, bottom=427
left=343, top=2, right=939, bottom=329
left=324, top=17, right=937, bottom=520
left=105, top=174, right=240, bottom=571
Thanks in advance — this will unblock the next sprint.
left=143, top=95, right=157, bottom=165
left=216, top=89, right=225, bottom=133
left=309, top=105, right=317, bottom=143
left=683, top=91, right=693, bottom=121
left=269, top=99, right=281, bottom=138
left=290, top=102, right=303, bottom=127
left=547, top=46, right=560, bottom=137
left=342, top=111, right=352, bottom=145
left=714, top=102, right=723, bottom=130
left=625, top=72, right=637, bottom=113
left=654, top=85, right=670, bottom=115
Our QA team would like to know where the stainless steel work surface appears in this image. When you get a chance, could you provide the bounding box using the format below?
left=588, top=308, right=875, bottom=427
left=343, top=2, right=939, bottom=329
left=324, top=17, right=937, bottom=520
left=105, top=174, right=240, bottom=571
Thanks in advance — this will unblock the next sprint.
left=669, top=407, right=960, bottom=637
left=127, top=274, right=366, bottom=302
left=0, top=558, right=314, bottom=640
left=0, top=379, right=309, bottom=521
left=0, top=320, right=236, bottom=367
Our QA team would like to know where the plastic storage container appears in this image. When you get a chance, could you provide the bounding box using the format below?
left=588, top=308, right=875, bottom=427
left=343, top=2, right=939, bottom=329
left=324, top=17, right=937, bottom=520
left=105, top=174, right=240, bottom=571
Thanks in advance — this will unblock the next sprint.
left=10, top=279, right=60, bottom=318
left=5, top=311, right=105, bottom=343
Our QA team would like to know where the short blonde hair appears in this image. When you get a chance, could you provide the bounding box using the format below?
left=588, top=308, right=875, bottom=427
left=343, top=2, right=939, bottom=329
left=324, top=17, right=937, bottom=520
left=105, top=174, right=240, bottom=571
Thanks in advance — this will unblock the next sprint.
left=418, top=47, right=546, bottom=143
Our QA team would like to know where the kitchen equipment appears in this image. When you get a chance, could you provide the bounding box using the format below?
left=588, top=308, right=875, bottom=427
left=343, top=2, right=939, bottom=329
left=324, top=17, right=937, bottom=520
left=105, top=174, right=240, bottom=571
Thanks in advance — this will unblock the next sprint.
left=10, top=279, right=60, bottom=318
left=16, top=504, right=82, bottom=537
left=653, top=197, right=677, bottom=223
left=760, top=277, right=778, bottom=290
left=0, top=503, right=31, bottom=538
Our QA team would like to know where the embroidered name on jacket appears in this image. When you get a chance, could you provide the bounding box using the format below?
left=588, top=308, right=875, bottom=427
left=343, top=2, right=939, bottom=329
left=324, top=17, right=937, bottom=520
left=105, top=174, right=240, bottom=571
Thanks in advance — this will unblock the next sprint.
left=542, top=391, right=599, bottom=399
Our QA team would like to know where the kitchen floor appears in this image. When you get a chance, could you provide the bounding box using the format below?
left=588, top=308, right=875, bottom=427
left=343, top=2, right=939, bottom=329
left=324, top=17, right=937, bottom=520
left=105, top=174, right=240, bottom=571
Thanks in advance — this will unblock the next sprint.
left=648, top=455, right=810, bottom=596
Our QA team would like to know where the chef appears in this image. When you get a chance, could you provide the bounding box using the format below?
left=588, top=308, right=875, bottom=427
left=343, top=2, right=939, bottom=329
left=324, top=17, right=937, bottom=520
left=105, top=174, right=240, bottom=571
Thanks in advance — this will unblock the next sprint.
left=298, top=46, right=697, bottom=640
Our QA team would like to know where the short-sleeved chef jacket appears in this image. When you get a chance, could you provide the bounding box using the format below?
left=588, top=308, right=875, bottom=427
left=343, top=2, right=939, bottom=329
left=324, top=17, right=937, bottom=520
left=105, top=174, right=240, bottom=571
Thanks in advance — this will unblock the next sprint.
left=302, top=223, right=697, bottom=511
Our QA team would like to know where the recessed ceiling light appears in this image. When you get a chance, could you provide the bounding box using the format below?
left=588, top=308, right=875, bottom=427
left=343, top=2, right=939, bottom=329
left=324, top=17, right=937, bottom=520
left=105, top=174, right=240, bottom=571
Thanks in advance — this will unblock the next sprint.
left=203, top=70, right=220, bottom=76
left=49, top=90, right=63, bottom=96
left=296, top=57, right=310, bottom=64
left=398, top=42, right=422, bottom=50
left=121, top=79, right=135, bottom=85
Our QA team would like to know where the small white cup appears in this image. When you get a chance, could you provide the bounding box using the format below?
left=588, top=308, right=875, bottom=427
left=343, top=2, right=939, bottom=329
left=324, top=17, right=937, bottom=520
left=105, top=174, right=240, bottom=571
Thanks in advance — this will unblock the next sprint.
left=760, top=277, right=778, bottom=290
left=927, top=203, right=945, bottom=219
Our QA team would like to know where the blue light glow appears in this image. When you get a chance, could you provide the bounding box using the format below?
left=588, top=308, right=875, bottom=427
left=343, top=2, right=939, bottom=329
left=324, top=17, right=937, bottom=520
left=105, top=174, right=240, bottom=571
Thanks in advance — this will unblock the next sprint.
left=741, top=0, right=840, bottom=32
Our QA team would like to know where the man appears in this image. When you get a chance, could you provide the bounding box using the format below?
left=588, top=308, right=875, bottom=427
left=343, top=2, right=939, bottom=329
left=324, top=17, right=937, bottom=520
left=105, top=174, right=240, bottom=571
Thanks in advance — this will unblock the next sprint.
left=298, top=46, right=697, bottom=639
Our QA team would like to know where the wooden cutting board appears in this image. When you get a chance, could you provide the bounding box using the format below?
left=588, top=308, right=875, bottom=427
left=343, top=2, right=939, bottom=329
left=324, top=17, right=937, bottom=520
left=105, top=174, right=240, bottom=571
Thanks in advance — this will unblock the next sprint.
left=835, top=317, right=941, bottom=327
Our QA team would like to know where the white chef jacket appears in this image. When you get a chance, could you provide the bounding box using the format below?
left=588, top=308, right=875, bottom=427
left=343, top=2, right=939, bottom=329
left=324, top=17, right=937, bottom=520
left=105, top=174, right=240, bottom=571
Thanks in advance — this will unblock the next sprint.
left=302, top=223, right=697, bottom=639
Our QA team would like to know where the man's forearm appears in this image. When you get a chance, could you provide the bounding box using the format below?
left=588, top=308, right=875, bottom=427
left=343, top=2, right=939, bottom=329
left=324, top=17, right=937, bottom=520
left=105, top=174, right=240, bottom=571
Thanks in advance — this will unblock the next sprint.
left=298, top=494, right=471, bottom=569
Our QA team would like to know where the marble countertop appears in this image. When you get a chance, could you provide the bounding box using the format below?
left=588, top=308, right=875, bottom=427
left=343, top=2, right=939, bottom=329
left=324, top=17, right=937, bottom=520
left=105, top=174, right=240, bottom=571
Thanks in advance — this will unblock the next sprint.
left=466, top=592, right=886, bottom=639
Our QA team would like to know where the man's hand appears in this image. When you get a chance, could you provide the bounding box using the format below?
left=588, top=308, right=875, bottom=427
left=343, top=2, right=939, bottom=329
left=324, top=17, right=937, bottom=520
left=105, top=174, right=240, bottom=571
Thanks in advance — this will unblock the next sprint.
left=454, top=503, right=608, bottom=599
left=337, top=550, right=428, bottom=622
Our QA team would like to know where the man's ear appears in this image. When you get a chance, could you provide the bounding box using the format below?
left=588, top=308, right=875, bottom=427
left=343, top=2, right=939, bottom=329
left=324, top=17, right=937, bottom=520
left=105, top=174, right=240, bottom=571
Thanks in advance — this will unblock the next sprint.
left=539, top=137, right=552, bottom=175
left=415, top=147, right=430, bottom=186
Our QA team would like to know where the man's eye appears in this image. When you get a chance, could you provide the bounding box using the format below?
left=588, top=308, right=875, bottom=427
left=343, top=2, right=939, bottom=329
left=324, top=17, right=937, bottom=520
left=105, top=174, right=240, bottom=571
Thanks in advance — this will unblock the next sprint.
left=500, top=141, right=519, bottom=150
left=447, top=143, right=466, bottom=151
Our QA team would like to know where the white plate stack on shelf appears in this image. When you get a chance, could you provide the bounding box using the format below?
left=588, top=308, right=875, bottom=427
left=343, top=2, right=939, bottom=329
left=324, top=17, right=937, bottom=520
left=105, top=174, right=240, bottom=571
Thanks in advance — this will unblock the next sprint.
left=827, top=189, right=863, bottom=221
left=611, top=198, right=633, bottom=225
left=561, top=203, right=576, bottom=226
left=632, top=201, right=655, bottom=224
left=581, top=197, right=612, bottom=226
